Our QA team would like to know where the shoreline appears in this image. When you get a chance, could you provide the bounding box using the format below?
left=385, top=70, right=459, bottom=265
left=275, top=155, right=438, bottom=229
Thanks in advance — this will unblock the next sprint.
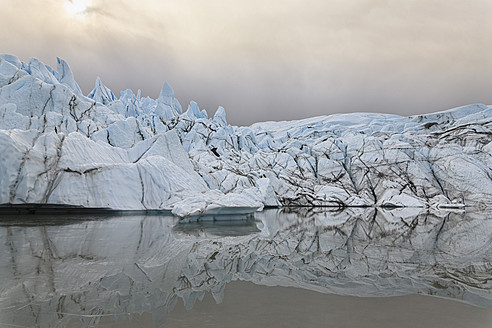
left=0, top=202, right=482, bottom=217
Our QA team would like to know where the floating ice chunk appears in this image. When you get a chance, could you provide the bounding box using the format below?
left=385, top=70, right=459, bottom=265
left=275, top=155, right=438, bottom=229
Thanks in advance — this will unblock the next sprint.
left=377, top=189, right=426, bottom=208
left=171, top=189, right=262, bottom=217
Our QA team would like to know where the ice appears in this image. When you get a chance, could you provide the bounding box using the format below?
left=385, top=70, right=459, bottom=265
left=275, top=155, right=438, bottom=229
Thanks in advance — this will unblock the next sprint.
left=0, top=55, right=491, bottom=216
left=26, top=57, right=59, bottom=86
left=171, top=189, right=262, bottom=217
left=185, top=100, right=207, bottom=119
left=88, top=76, right=117, bottom=105
left=158, top=82, right=175, bottom=106
left=213, top=106, right=227, bottom=126
left=55, top=57, right=84, bottom=97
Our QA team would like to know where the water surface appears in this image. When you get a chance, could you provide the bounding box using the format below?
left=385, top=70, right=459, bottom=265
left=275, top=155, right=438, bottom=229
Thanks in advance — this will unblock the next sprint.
left=1, top=208, right=491, bottom=327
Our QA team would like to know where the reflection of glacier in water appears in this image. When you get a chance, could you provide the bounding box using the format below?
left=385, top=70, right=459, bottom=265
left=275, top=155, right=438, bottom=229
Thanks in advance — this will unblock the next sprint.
left=0, top=209, right=491, bottom=327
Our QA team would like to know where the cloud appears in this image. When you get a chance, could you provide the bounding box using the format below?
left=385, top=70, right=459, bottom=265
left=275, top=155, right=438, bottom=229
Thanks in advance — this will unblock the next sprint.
left=0, top=0, right=491, bottom=125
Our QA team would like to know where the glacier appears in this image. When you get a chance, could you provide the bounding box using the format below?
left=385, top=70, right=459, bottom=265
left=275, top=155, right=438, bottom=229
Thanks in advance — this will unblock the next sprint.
left=0, top=54, right=491, bottom=216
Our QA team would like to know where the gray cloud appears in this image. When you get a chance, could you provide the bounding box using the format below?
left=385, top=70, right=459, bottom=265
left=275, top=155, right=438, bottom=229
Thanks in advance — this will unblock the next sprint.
left=1, top=0, right=491, bottom=125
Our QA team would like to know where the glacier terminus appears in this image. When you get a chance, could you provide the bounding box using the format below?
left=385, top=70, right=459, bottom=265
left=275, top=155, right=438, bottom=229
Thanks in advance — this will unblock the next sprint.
left=0, top=55, right=491, bottom=217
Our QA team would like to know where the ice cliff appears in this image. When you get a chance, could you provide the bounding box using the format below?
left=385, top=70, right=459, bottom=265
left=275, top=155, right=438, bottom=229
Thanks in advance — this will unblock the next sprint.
left=1, top=55, right=491, bottom=216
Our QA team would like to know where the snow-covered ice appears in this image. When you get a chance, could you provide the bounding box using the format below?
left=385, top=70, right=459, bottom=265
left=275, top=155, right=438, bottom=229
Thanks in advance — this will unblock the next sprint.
left=1, top=55, right=491, bottom=216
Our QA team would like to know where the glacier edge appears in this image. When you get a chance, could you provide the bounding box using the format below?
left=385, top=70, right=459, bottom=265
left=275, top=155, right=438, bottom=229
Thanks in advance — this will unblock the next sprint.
left=0, top=54, right=491, bottom=216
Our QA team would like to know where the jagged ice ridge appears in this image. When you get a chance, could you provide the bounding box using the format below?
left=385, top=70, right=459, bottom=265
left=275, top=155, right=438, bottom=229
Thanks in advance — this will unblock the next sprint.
left=0, top=55, right=491, bottom=216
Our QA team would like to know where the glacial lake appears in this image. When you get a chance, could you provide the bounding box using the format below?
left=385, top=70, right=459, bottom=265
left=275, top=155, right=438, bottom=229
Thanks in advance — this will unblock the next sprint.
left=1, top=208, right=491, bottom=327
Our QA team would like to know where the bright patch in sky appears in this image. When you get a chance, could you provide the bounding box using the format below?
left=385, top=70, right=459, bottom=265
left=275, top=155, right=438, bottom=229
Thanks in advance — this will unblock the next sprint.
left=64, top=0, right=90, bottom=15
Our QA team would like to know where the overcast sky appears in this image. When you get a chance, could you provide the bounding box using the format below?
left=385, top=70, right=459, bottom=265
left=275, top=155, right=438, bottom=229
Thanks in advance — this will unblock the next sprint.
left=1, top=0, right=491, bottom=125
